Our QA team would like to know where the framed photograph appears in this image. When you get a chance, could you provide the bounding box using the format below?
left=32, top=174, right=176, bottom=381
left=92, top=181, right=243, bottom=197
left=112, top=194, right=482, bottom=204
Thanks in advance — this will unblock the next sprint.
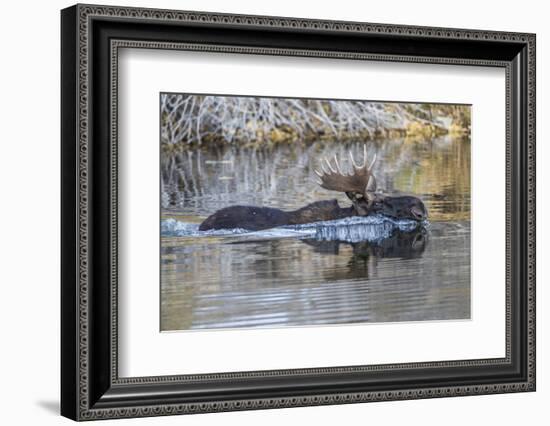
left=61, top=4, right=536, bottom=421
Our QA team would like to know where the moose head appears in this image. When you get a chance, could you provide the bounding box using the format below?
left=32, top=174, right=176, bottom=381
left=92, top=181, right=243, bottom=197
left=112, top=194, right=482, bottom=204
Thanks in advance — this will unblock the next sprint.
left=314, top=145, right=428, bottom=222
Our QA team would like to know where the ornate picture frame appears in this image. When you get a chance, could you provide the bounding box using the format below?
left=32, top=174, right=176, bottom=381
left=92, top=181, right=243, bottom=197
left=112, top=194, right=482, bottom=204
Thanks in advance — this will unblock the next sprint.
left=61, top=4, right=535, bottom=421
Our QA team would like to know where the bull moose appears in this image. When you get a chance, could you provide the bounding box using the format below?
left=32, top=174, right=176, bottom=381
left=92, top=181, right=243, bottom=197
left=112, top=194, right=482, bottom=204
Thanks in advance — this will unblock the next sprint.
left=199, top=145, right=428, bottom=232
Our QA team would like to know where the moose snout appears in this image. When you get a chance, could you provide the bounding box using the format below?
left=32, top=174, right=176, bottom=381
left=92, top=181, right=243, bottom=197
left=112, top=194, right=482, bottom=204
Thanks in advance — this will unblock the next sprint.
left=410, top=205, right=427, bottom=221
left=379, top=196, right=428, bottom=222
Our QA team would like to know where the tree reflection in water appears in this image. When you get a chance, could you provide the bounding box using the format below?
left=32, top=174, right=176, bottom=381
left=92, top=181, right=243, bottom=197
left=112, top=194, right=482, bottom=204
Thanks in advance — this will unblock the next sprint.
left=161, top=137, right=470, bottom=331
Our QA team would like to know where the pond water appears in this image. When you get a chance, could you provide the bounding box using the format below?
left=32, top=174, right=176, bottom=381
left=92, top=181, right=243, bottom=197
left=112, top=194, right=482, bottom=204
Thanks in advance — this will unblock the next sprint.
left=160, top=137, right=470, bottom=331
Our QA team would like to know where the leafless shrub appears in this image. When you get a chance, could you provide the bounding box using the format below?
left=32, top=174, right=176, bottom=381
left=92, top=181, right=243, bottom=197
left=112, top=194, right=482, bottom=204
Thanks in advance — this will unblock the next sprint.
left=160, top=94, right=462, bottom=147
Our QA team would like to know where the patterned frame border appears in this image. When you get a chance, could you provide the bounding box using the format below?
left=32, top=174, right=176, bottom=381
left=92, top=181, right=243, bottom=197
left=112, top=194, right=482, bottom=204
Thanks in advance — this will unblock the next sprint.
left=72, top=4, right=535, bottom=420
left=110, top=40, right=512, bottom=383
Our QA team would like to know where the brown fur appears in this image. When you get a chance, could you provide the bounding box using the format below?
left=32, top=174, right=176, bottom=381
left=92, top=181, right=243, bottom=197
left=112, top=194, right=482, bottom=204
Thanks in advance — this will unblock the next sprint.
left=199, top=194, right=427, bottom=232
left=199, top=199, right=354, bottom=231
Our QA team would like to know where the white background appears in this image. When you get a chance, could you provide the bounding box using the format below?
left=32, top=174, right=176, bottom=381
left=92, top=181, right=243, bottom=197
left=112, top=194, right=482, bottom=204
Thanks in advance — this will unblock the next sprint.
left=0, top=0, right=547, bottom=425
left=119, top=50, right=505, bottom=376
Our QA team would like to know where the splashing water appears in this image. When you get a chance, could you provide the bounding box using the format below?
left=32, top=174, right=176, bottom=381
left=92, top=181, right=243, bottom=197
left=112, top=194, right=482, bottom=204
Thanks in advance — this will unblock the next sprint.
left=161, top=215, right=426, bottom=243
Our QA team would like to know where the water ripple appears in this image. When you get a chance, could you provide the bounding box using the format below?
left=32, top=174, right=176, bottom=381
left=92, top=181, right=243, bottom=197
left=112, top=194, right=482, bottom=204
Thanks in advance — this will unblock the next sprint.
left=161, top=215, right=425, bottom=243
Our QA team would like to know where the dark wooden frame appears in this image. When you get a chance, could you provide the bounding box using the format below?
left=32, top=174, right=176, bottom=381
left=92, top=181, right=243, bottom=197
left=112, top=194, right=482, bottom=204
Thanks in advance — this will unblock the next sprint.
left=61, top=3, right=536, bottom=421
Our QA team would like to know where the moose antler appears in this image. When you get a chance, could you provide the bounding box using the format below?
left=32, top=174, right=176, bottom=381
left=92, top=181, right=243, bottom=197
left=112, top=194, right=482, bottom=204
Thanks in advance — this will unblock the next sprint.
left=314, top=144, right=377, bottom=198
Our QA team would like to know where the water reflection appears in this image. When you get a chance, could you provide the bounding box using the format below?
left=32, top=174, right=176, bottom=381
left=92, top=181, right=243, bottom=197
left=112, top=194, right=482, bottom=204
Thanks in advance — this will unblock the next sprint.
left=303, top=227, right=428, bottom=260
left=162, top=136, right=470, bottom=222
left=161, top=222, right=468, bottom=331
left=160, top=137, right=470, bottom=331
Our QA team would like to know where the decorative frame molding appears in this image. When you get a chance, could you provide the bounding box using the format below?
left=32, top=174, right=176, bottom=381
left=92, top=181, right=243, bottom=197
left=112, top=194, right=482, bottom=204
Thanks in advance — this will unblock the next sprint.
left=61, top=3, right=535, bottom=421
